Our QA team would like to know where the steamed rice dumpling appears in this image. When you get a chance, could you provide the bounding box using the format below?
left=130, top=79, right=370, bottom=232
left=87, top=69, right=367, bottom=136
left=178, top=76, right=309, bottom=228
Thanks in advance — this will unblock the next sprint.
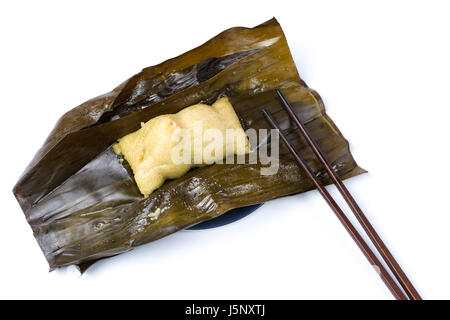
left=113, top=97, right=249, bottom=195
left=13, top=18, right=364, bottom=271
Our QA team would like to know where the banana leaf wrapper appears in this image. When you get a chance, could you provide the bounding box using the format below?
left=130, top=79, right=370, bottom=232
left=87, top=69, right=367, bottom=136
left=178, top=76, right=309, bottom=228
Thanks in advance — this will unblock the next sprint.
left=13, top=18, right=365, bottom=270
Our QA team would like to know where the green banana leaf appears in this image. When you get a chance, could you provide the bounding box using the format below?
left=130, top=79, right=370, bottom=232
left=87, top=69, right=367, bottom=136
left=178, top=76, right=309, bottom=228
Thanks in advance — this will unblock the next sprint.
left=13, top=18, right=365, bottom=270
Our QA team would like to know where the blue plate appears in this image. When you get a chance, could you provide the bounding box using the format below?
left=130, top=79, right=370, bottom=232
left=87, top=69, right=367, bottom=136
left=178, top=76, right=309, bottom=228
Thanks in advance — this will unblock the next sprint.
left=187, top=203, right=264, bottom=230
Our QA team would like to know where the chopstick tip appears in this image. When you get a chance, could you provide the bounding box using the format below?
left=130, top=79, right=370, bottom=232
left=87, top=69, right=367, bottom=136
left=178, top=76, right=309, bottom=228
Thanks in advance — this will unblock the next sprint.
left=261, top=108, right=271, bottom=117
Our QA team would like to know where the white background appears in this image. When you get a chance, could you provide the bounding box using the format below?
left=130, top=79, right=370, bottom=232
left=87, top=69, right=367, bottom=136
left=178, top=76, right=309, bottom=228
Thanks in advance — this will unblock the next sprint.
left=1, top=0, right=449, bottom=300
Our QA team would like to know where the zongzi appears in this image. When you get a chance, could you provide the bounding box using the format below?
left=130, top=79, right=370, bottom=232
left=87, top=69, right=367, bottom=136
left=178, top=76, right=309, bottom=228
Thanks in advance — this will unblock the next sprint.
left=12, top=18, right=365, bottom=271
left=113, top=97, right=249, bottom=195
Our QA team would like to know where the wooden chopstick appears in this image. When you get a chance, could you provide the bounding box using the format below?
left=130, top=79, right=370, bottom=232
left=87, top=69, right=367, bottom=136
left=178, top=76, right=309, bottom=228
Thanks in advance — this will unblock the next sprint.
left=275, top=89, right=421, bottom=300
left=262, top=108, right=407, bottom=300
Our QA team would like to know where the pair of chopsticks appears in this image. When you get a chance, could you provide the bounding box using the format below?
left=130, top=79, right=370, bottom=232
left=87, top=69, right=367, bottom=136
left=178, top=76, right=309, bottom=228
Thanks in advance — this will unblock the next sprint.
left=262, top=89, right=421, bottom=300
